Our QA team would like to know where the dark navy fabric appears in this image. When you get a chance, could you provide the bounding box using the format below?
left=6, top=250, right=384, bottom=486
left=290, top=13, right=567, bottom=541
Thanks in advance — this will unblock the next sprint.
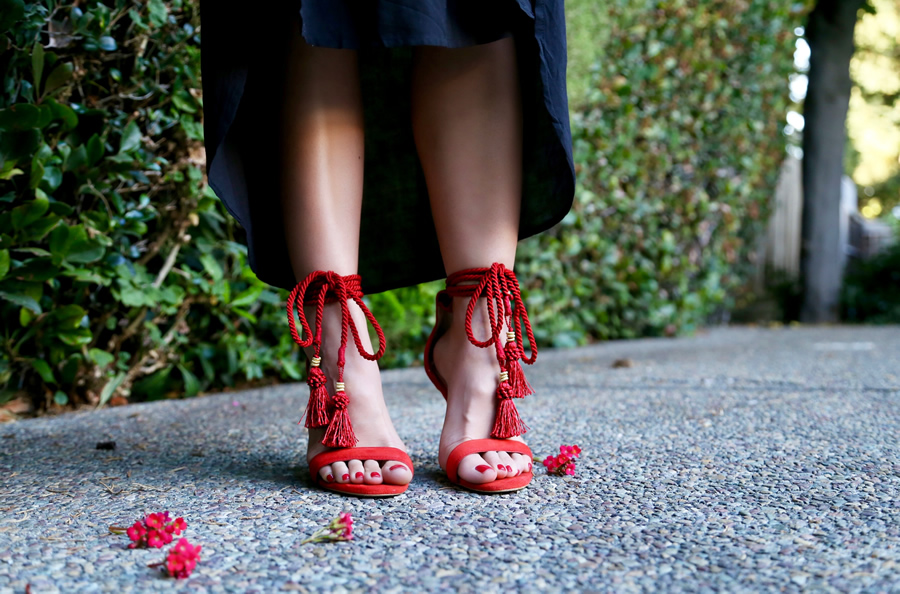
left=200, top=0, right=574, bottom=294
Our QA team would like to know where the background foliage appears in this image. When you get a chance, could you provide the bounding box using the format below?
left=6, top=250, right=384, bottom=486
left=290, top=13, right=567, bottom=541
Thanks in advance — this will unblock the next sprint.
left=517, top=0, right=806, bottom=344
left=0, top=0, right=805, bottom=411
left=0, top=0, right=298, bottom=409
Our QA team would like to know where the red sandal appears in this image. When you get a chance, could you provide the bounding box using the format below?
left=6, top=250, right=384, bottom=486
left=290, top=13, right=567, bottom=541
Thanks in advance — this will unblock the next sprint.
left=423, top=263, right=537, bottom=494
left=287, top=271, right=413, bottom=497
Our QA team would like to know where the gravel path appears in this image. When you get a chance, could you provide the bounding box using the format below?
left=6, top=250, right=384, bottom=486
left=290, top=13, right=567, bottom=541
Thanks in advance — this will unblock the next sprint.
left=1, top=326, right=898, bottom=593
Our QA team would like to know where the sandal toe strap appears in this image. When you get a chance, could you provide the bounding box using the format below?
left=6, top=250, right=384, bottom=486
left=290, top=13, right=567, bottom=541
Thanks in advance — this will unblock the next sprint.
left=445, top=439, right=532, bottom=483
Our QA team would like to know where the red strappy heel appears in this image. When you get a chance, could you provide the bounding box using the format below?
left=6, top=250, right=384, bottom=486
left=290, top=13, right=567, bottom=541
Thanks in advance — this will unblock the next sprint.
left=287, top=271, right=413, bottom=497
left=423, top=263, right=537, bottom=493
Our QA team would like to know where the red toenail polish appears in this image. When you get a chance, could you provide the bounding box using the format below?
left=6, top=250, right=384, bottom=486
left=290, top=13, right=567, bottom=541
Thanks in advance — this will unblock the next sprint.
left=371, top=472, right=381, bottom=478
left=342, top=474, right=350, bottom=481
left=528, top=463, right=533, bottom=472
left=326, top=474, right=334, bottom=482
left=389, top=465, right=405, bottom=472
left=475, top=465, right=491, bottom=473
left=506, top=465, right=513, bottom=472
left=355, top=472, right=363, bottom=479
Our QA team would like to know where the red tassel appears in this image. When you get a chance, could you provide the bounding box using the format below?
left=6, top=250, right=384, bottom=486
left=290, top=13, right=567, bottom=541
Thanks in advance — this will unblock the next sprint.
left=491, top=381, right=529, bottom=438
left=303, top=365, right=330, bottom=428
left=322, top=388, right=357, bottom=448
left=504, top=340, right=533, bottom=398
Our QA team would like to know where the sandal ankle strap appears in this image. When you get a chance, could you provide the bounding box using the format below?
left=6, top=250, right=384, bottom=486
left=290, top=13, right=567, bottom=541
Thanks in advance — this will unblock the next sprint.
left=444, top=263, right=537, bottom=438
left=286, top=271, right=386, bottom=447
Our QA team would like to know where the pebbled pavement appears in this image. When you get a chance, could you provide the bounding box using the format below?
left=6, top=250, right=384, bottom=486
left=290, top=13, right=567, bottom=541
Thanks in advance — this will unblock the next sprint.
left=0, top=326, right=898, bottom=592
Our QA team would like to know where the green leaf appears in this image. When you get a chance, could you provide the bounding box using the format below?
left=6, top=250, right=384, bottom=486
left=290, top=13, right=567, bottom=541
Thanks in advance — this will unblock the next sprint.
left=118, top=120, right=142, bottom=154
left=0, top=249, right=9, bottom=280
left=0, top=166, right=24, bottom=180
left=49, top=224, right=71, bottom=261
left=230, top=285, right=263, bottom=307
left=98, top=372, right=126, bottom=407
left=148, top=0, right=168, bottom=27
left=0, top=290, right=42, bottom=314
left=10, top=197, right=49, bottom=230
left=0, top=104, right=40, bottom=130
left=43, top=63, right=74, bottom=96
left=32, top=42, right=45, bottom=94
left=86, top=134, right=104, bottom=164
left=57, top=328, right=92, bottom=346
left=53, top=391, right=68, bottom=406
left=99, top=36, right=117, bottom=51
left=66, top=241, right=105, bottom=264
left=47, top=99, right=79, bottom=130
left=88, top=348, right=115, bottom=368
left=64, top=145, right=88, bottom=171
left=199, top=253, right=223, bottom=281
left=31, top=358, right=55, bottom=383
left=178, top=365, right=200, bottom=397
left=171, top=90, right=197, bottom=113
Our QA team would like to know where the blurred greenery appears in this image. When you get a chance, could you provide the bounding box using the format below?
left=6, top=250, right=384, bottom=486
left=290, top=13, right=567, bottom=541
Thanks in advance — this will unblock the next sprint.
left=0, top=0, right=807, bottom=411
left=841, top=241, right=900, bottom=323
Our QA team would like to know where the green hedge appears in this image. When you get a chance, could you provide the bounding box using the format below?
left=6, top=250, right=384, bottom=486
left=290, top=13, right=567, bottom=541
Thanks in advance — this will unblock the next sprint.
left=0, top=1, right=302, bottom=408
left=517, top=0, right=806, bottom=344
left=1, top=0, right=805, bottom=411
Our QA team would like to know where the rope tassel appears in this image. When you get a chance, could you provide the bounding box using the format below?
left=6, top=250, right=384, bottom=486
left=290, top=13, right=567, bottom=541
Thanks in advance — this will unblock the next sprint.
left=303, top=358, right=331, bottom=428
left=504, top=332, right=533, bottom=399
left=491, top=372, right=529, bottom=438
left=322, top=384, right=357, bottom=448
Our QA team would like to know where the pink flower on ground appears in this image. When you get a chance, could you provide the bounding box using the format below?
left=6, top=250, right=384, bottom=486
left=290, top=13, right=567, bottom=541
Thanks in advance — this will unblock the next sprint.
left=540, top=444, right=582, bottom=477
left=301, top=513, right=355, bottom=545
left=111, top=512, right=188, bottom=549
left=163, top=538, right=202, bottom=579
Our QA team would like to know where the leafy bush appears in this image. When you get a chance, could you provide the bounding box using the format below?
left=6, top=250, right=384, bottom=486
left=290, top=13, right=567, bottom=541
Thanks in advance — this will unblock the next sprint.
left=841, top=242, right=900, bottom=323
left=518, top=0, right=807, bottom=344
left=0, top=1, right=299, bottom=409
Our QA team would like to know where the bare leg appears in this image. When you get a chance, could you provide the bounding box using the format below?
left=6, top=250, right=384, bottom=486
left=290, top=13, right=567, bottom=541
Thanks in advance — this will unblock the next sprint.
left=412, top=38, right=533, bottom=485
left=281, top=24, right=410, bottom=486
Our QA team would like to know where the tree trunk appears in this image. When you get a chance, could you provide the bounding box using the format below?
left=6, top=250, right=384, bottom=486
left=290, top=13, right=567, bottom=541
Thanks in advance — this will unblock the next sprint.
left=800, top=0, right=863, bottom=323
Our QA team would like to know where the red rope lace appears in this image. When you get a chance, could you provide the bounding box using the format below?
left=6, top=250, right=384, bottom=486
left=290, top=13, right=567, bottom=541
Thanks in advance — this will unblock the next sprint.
left=444, top=263, right=537, bottom=365
left=444, top=263, right=537, bottom=438
left=286, top=271, right=386, bottom=447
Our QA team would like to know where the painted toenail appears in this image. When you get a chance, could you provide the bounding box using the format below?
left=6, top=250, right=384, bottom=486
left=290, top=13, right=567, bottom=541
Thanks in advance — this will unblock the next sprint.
left=389, top=465, right=406, bottom=472
left=506, top=465, right=513, bottom=472
left=342, top=474, right=350, bottom=481
left=355, top=472, right=363, bottom=479
left=528, top=463, right=533, bottom=472
left=371, top=472, right=381, bottom=478
left=475, top=465, right=492, bottom=473
left=326, top=474, right=334, bottom=482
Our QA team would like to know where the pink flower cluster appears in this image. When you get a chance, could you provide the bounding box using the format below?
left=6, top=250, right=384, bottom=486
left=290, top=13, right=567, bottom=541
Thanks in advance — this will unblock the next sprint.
left=164, top=538, right=202, bottom=579
left=301, top=512, right=354, bottom=545
left=543, top=444, right=582, bottom=476
left=124, top=512, right=187, bottom=549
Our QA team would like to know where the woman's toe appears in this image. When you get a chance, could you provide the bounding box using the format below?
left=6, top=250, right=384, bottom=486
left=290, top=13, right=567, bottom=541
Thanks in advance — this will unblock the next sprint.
left=511, top=453, right=531, bottom=475
left=363, top=460, right=383, bottom=484
left=332, top=461, right=350, bottom=484
left=482, top=451, right=508, bottom=479
left=348, top=459, right=365, bottom=484
left=456, top=453, right=496, bottom=484
left=382, top=460, right=412, bottom=485
left=498, top=451, right=518, bottom=476
left=318, top=464, right=335, bottom=484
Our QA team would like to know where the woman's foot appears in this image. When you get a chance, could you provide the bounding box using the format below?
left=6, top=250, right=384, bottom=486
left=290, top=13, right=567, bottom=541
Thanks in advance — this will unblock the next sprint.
left=433, top=296, right=534, bottom=485
left=305, top=301, right=412, bottom=487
